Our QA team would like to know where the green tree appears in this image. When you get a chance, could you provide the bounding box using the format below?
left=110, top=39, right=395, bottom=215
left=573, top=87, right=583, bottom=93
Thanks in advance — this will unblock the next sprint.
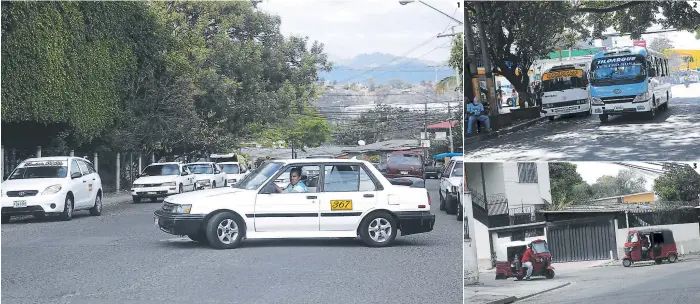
left=590, top=169, right=647, bottom=199
left=256, top=104, right=331, bottom=156
left=548, top=162, right=593, bottom=210
left=648, top=36, right=674, bottom=53
left=653, top=164, right=700, bottom=202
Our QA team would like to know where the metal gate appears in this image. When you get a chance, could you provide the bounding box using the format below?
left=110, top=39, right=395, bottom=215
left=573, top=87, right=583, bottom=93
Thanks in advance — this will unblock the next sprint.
left=546, top=216, right=618, bottom=263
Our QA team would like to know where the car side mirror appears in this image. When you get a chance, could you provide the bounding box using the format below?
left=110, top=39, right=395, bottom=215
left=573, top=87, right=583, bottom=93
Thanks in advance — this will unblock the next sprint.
left=71, top=172, right=82, bottom=179
left=181, top=172, right=188, bottom=176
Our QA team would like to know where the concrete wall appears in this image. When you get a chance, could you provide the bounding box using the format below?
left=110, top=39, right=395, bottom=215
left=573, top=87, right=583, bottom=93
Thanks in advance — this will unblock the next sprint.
left=615, top=223, right=700, bottom=258
left=502, top=162, right=552, bottom=209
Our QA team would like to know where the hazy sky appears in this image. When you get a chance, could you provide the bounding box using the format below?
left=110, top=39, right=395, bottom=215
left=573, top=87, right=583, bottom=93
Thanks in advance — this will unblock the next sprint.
left=258, top=0, right=462, bottom=63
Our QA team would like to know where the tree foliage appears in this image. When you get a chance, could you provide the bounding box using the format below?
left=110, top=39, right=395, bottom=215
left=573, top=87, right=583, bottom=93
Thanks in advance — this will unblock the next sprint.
left=548, top=162, right=593, bottom=210
left=1, top=1, right=332, bottom=155
left=653, top=164, right=700, bottom=202
left=590, top=169, right=647, bottom=199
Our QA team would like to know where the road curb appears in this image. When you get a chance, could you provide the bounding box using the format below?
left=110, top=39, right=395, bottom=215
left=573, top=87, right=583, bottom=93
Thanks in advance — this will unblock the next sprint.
left=515, top=282, right=571, bottom=302
left=486, top=296, right=517, bottom=304
left=464, top=116, right=546, bottom=146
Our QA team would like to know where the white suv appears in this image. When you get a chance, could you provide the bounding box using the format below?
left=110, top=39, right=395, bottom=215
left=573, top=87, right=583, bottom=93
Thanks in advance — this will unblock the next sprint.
left=217, top=162, right=249, bottom=186
left=439, top=156, right=464, bottom=215
left=131, top=162, right=195, bottom=203
left=186, top=162, right=228, bottom=190
left=1, top=157, right=103, bottom=223
left=154, top=159, right=435, bottom=249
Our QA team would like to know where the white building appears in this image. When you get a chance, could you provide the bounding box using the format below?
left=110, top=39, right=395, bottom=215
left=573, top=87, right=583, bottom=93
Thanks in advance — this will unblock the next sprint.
left=464, top=162, right=552, bottom=269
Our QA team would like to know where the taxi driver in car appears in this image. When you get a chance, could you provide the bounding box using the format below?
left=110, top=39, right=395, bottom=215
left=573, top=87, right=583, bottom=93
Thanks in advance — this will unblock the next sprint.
left=276, top=167, right=308, bottom=193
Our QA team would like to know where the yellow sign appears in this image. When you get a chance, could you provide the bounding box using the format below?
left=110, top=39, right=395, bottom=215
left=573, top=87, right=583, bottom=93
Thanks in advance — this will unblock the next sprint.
left=542, top=69, right=583, bottom=81
left=330, top=200, right=353, bottom=210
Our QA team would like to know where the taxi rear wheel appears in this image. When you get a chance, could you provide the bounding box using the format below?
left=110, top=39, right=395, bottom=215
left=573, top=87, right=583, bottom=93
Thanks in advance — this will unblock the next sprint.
left=359, top=211, right=397, bottom=247
left=205, top=211, right=244, bottom=249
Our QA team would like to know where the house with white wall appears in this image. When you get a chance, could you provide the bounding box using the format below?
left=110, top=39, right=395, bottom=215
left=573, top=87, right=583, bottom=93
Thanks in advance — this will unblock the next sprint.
left=464, top=162, right=552, bottom=269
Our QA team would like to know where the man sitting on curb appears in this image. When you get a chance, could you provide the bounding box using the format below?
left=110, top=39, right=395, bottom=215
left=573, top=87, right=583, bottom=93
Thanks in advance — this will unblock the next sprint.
left=466, top=98, right=492, bottom=135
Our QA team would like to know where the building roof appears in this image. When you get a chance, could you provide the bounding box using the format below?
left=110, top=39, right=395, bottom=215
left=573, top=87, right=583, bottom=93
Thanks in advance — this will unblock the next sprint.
left=341, top=139, right=420, bottom=153
left=427, top=120, right=458, bottom=130
left=585, top=191, right=655, bottom=203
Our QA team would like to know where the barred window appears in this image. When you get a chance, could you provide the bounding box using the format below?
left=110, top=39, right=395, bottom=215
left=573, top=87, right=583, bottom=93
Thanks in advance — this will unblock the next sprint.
left=518, top=163, right=538, bottom=183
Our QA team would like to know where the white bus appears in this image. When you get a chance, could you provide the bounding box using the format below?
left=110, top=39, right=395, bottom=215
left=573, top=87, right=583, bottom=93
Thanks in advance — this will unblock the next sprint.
left=540, top=60, right=592, bottom=120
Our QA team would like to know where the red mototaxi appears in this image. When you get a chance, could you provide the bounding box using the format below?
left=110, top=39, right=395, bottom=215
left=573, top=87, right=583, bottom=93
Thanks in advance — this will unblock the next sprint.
left=495, top=239, right=555, bottom=280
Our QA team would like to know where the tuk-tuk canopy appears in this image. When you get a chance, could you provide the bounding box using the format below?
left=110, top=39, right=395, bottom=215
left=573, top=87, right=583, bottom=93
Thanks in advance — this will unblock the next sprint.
left=496, top=239, right=549, bottom=261
left=630, top=228, right=675, bottom=243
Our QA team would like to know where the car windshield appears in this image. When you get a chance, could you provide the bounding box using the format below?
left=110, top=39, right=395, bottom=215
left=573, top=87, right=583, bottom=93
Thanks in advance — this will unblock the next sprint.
left=142, top=164, right=180, bottom=176
left=235, top=161, right=283, bottom=190
left=187, top=164, right=213, bottom=174
left=542, top=69, right=587, bottom=92
left=531, top=242, right=549, bottom=254
left=591, top=55, right=646, bottom=86
left=452, top=161, right=463, bottom=177
left=388, top=154, right=421, bottom=166
left=8, top=166, right=67, bottom=179
left=220, top=164, right=240, bottom=174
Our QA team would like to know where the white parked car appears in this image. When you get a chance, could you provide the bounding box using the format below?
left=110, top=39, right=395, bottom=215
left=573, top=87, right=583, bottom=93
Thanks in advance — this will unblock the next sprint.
left=217, top=161, right=249, bottom=186
left=131, top=162, right=195, bottom=203
left=154, top=159, right=435, bottom=249
left=186, top=162, right=227, bottom=190
left=439, top=156, right=464, bottom=215
left=1, top=157, right=103, bottom=223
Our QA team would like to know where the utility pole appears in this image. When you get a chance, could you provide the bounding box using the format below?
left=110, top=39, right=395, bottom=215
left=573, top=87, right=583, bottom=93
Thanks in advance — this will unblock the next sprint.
left=463, top=2, right=480, bottom=104
left=474, top=2, right=497, bottom=114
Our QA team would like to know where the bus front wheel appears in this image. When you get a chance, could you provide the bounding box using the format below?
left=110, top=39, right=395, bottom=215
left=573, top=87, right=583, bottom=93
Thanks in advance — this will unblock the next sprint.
left=599, top=114, right=609, bottom=122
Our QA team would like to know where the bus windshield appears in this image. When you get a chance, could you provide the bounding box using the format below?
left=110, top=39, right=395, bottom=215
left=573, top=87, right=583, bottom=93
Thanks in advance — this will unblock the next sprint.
left=591, top=55, right=646, bottom=86
left=542, top=70, right=587, bottom=92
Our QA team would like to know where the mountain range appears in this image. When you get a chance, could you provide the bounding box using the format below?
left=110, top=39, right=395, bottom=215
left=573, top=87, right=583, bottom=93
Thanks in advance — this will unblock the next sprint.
left=320, top=52, right=456, bottom=85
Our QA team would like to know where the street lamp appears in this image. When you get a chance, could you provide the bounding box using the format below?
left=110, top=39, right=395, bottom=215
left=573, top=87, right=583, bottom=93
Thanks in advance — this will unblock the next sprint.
left=399, top=0, right=464, bottom=25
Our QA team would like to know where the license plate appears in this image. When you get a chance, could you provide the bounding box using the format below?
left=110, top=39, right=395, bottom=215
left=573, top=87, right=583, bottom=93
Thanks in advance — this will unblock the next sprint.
left=147, top=192, right=157, bottom=195
left=400, top=171, right=408, bottom=175
left=614, top=106, right=624, bottom=111
left=13, top=200, right=27, bottom=208
left=330, top=200, right=352, bottom=211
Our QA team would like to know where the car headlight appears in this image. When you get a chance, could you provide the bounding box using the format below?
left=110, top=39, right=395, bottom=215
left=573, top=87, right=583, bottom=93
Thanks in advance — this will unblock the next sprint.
left=1, top=189, right=7, bottom=197
left=162, top=181, right=176, bottom=186
left=591, top=97, right=603, bottom=105
left=578, top=99, right=588, bottom=104
left=173, top=204, right=192, bottom=213
left=132, top=183, right=142, bottom=188
left=41, top=184, right=63, bottom=195
left=632, top=92, right=649, bottom=103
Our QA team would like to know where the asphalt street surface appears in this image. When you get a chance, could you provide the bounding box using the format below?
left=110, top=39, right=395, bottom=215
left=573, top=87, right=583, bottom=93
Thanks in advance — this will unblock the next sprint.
left=532, top=258, right=700, bottom=304
left=464, top=84, right=700, bottom=161
left=1, top=179, right=461, bottom=304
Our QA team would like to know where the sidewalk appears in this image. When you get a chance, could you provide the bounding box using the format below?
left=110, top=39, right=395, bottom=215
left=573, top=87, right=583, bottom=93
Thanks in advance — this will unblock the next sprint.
left=465, top=277, right=570, bottom=304
left=464, top=116, right=546, bottom=146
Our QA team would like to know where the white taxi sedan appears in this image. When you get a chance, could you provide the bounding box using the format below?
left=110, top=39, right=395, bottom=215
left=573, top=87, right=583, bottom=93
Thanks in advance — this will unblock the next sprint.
left=1, top=157, right=103, bottom=223
left=154, top=159, right=435, bottom=249
left=186, top=162, right=227, bottom=190
left=217, top=161, right=249, bottom=186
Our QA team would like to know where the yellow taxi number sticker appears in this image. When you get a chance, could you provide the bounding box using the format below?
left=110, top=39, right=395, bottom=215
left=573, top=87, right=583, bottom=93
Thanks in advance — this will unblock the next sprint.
left=330, top=200, right=353, bottom=211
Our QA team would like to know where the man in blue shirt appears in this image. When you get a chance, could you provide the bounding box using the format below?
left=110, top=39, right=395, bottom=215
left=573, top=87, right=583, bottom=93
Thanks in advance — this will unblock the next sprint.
left=276, top=167, right=308, bottom=193
left=466, top=98, right=492, bottom=134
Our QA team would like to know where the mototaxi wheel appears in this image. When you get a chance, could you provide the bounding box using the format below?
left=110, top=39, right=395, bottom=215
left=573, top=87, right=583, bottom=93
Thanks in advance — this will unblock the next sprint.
left=545, top=269, right=555, bottom=279
left=622, top=258, right=632, bottom=267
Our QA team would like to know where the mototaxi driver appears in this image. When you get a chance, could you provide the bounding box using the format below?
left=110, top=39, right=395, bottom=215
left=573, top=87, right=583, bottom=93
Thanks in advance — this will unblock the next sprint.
left=521, top=243, right=534, bottom=281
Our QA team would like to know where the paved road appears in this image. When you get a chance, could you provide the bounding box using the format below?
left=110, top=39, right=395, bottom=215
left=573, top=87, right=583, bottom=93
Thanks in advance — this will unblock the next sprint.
left=531, top=259, right=700, bottom=304
left=1, top=180, right=461, bottom=304
left=464, top=84, right=700, bottom=161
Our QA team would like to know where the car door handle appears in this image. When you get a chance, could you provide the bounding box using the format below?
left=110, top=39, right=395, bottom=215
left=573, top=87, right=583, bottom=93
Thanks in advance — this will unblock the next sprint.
left=306, top=196, right=317, bottom=199
left=363, top=194, right=374, bottom=198
left=83, top=180, right=87, bottom=183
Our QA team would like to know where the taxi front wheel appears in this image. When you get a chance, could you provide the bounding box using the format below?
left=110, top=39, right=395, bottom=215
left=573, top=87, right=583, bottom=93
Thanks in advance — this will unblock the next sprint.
left=205, top=211, right=244, bottom=249
left=359, top=211, right=397, bottom=247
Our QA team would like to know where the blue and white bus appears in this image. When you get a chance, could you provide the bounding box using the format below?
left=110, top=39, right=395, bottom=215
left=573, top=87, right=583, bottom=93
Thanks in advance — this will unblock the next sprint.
left=589, top=46, right=672, bottom=122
